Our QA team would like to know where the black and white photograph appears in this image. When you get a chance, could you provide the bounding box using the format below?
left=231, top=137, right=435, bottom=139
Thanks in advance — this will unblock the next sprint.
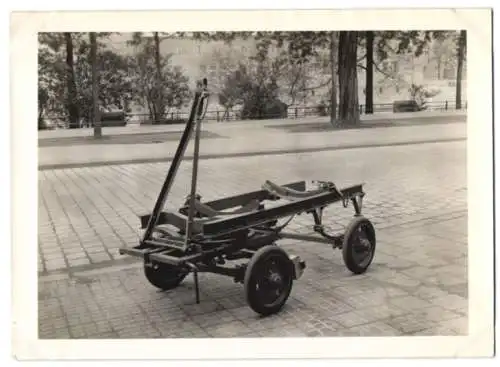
left=10, top=7, right=494, bottom=361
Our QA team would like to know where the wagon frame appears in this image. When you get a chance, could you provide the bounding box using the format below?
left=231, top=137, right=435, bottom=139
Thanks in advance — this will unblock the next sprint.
left=119, top=79, right=377, bottom=316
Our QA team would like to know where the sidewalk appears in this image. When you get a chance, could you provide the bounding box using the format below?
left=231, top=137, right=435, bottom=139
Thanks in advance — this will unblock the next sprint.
left=38, top=110, right=465, bottom=140
left=38, top=112, right=466, bottom=169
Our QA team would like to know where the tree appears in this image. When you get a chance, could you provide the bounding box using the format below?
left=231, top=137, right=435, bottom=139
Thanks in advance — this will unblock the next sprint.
left=338, top=31, right=360, bottom=125
left=199, top=45, right=251, bottom=119
left=190, top=31, right=328, bottom=120
left=218, top=63, right=251, bottom=120
left=253, top=31, right=366, bottom=126
left=128, top=47, right=190, bottom=123
left=378, top=30, right=466, bottom=108
left=186, top=32, right=335, bottom=120
left=190, top=31, right=449, bottom=126
left=73, top=35, right=132, bottom=123
left=38, top=41, right=65, bottom=129
left=38, top=32, right=132, bottom=129
left=357, top=30, right=457, bottom=113
left=240, top=32, right=338, bottom=122
left=127, top=32, right=183, bottom=123
left=264, top=32, right=339, bottom=122
left=455, top=30, right=466, bottom=109
left=364, top=31, right=374, bottom=114
left=89, top=32, right=101, bottom=137
left=38, top=33, right=74, bottom=127
left=64, top=32, right=80, bottom=128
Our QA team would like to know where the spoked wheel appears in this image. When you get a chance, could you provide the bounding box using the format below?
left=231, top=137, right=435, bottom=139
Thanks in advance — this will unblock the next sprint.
left=144, top=261, right=188, bottom=291
left=244, top=245, right=294, bottom=316
left=342, top=216, right=376, bottom=274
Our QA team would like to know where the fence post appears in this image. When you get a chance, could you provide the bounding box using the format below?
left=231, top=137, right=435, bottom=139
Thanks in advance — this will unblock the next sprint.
left=445, top=101, right=448, bottom=111
left=360, top=104, right=363, bottom=115
left=217, top=110, right=220, bottom=122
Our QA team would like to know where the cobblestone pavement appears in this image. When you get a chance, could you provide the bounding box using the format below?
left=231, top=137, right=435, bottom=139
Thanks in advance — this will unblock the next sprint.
left=38, top=140, right=467, bottom=338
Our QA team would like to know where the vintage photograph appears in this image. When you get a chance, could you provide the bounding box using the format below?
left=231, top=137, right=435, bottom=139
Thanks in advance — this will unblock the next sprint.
left=35, top=28, right=472, bottom=341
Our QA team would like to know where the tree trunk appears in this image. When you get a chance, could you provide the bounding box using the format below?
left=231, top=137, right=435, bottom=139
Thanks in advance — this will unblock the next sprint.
left=38, top=107, right=44, bottom=130
left=146, top=94, right=154, bottom=123
left=329, top=31, right=338, bottom=125
left=365, top=31, right=374, bottom=114
left=64, top=32, right=79, bottom=128
left=90, top=32, right=102, bottom=137
left=455, top=30, right=466, bottom=109
left=153, top=32, right=164, bottom=123
left=338, top=31, right=360, bottom=126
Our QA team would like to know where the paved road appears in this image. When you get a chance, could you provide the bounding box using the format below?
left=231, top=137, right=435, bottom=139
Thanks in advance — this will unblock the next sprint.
left=38, top=140, right=468, bottom=338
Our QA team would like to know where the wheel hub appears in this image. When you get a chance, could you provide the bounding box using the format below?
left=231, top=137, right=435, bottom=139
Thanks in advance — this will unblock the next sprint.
left=352, top=229, right=373, bottom=265
left=268, top=271, right=283, bottom=286
left=356, top=237, right=371, bottom=251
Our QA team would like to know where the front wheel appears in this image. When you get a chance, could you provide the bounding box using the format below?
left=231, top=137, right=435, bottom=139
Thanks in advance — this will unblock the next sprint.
left=244, top=245, right=294, bottom=316
left=342, top=216, right=376, bottom=274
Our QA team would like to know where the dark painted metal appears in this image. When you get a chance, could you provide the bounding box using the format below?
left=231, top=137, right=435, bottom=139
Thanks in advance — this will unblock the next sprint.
left=185, top=79, right=209, bottom=245
left=141, top=81, right=208, bottom=243
left=178, top=181, right=306, bottom=214
left=200, top=184, right=364, bottom=237
left=118, top=78, right=373, bottom=311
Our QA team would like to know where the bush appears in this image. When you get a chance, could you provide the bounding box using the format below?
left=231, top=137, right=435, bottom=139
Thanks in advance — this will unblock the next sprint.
left=100, top=111, right=127, bottom=127
left=316, top=101, right=329, bottom=116
left=407, top=84, right=441, bottom=110
left=241, top=99, right=288, bottom=120
left=392, top=100, right=423, bottom=113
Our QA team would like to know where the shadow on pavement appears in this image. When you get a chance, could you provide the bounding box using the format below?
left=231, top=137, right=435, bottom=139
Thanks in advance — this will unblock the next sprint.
left=38, top=130, right=224, bottom=147
left=266, top=115, right=466, bottom=133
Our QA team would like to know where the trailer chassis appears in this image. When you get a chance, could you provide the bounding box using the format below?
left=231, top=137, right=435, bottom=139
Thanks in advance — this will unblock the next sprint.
left=118, top=79, right=376, bottom=316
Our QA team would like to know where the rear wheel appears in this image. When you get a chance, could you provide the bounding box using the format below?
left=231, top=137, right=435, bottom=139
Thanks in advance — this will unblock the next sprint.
left=342, top=216, right=376, bottom=274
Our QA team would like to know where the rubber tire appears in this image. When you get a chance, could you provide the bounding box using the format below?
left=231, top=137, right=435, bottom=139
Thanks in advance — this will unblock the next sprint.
left=144, top=262, right=188, bottom=291
left=342, top=216, right=376, bottom=274
left=244, top=245, right=294, bottom=316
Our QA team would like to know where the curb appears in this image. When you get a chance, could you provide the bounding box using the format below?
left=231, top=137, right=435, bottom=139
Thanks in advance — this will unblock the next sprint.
left=38, top=137, right=466, bottom=171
